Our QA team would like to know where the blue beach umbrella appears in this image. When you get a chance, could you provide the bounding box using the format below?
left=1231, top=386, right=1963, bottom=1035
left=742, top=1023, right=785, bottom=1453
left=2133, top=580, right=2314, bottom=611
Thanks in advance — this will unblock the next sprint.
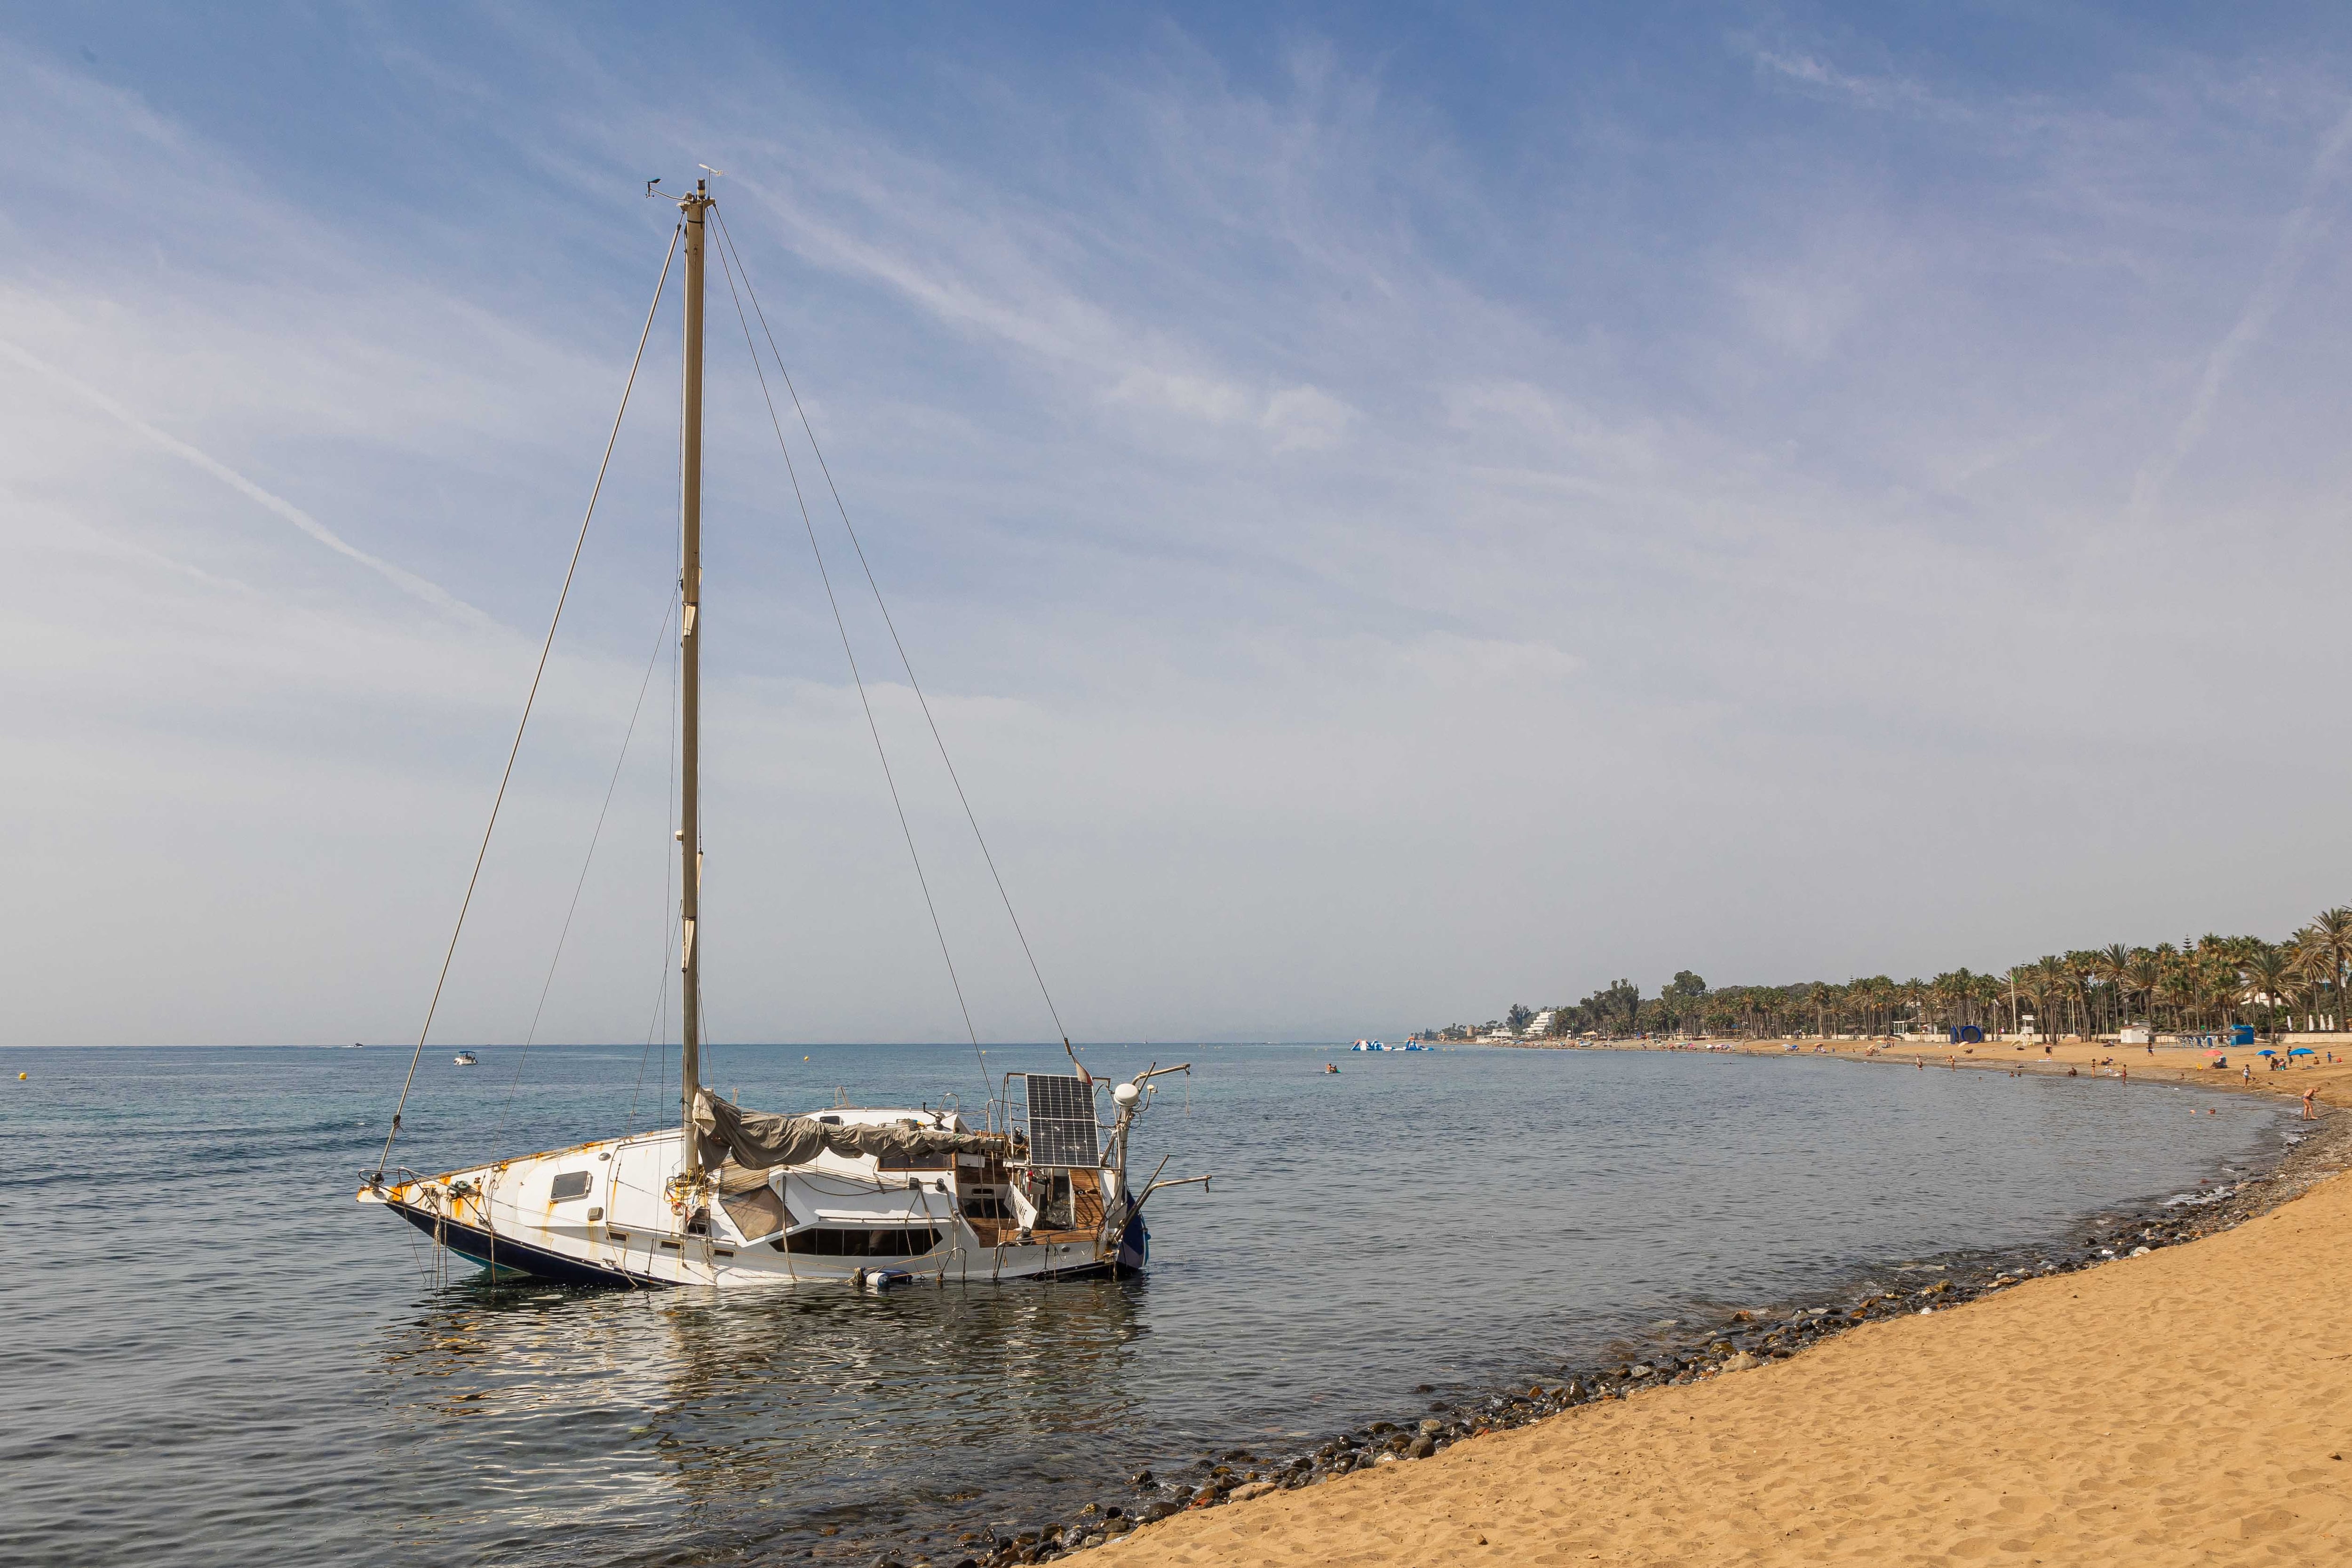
left=2289, top=1047, right=2316, bottom=1057
left=2257, top=1048, right=2278, bottom=1057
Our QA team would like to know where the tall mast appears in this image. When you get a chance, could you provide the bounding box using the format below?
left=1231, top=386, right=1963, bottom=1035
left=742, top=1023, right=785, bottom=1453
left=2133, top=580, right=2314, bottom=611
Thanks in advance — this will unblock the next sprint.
left=679, top=178, right=712, bottom=1178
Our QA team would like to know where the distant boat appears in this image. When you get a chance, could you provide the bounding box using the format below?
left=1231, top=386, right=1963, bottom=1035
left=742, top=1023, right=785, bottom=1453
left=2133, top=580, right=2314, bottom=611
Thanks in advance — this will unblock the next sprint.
left=452, top=1051, right=478, bottom=1067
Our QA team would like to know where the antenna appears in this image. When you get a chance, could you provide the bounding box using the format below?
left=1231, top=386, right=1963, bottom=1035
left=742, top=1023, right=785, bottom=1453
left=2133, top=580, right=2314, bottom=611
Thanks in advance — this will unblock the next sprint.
left=699, top=163, right=727, bottom=179
left=644, top=177, right=663, bottom=198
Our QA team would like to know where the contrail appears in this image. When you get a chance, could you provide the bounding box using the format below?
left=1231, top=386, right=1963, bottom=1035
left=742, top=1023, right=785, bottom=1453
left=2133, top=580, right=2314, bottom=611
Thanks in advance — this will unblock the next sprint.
left=0, top=336, right=490, bottom=626
left=2132, top=98, right=2352, bottom=516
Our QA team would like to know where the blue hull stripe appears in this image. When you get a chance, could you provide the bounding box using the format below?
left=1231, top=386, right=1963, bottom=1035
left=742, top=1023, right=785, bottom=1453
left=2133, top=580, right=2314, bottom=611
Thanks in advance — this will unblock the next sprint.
left=389, top=1202, right=660, bottom=1288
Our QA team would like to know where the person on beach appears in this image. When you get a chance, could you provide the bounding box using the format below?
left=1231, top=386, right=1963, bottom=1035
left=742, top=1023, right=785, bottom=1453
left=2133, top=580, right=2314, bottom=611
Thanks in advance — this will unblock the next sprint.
left=2119, top=1064, right=2128, bottom=1085
left=2243, top=1063, right=2254, bottom=1085
left=2304, top=1087, right=2319, bottom=1120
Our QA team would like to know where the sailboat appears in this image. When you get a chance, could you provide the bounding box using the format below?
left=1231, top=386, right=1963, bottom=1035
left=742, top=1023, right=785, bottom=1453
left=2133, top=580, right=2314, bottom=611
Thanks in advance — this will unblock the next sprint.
left=358, top=178, right=1201, bottom=1287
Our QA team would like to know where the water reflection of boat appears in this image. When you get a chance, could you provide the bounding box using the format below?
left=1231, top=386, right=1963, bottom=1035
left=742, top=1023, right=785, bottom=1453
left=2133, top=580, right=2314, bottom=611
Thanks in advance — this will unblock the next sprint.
left=359, top=178, right=1208, bottom=1289
left=373, top=1268, right=1150, bottom=1547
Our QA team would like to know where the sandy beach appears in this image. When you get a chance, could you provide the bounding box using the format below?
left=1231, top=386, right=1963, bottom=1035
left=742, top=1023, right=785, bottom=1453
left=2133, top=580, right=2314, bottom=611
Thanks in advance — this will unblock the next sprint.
left=1793, top=1032, right=2352, bottom=1109
left=1530, top=1031, right=2352, bottom=1110
left=1096, top=1047, right=2352, bottom=1568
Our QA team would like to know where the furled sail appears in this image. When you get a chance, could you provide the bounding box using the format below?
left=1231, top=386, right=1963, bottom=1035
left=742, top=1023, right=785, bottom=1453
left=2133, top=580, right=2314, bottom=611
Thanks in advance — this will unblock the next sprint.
left=692, top=1088, right=1006, bottom=1171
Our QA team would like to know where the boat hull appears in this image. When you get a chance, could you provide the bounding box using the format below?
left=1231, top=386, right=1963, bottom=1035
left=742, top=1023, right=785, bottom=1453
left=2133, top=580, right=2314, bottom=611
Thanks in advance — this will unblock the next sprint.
left=363, top=1121, right=1146, bottom=1289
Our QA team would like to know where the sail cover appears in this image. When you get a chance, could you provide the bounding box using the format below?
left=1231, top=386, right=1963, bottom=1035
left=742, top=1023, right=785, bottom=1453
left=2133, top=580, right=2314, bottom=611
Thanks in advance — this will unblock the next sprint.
left=693, top=1089, right=1000, bottom=1171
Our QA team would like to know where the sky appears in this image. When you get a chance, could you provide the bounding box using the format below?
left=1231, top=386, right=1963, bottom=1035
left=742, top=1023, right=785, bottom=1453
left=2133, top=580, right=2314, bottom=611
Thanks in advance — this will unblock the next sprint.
left=5, top=2, right=2352, bottom=1047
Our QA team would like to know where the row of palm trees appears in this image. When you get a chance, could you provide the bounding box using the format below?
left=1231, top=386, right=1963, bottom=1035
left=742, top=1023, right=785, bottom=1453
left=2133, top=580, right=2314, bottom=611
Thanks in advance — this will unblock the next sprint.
left=1482, top=907, right=2352, bottom=1042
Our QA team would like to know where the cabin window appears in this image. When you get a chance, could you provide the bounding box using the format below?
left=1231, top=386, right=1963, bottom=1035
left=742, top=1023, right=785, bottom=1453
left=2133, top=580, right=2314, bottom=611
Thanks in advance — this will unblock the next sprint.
left=550, top=1171, right=592, bottom=1202
left=784, top=1226, right=942, bottom=1257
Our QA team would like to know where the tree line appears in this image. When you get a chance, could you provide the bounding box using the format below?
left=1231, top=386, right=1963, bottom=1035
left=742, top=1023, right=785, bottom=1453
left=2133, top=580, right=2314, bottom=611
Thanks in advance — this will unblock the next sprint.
left=1419, top=907, right=2352, bottom=1043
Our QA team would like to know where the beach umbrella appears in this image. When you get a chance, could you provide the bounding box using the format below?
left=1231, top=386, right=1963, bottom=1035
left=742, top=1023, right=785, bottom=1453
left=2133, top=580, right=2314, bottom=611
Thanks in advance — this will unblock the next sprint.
left=2205, top=1048, right=2225, bottom=1057
left=2257, top=1048, right=2277, bottom=1057
left=2289, top=1047, right=2316, bottom=1057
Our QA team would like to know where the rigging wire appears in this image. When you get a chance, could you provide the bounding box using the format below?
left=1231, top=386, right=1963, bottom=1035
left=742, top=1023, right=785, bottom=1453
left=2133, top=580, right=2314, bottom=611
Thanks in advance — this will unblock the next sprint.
left=492, top=589, right=679, bottom=1156
left=709, top=214, right=991, bottom=1104
left=374, top=222, right=683, bottom=1181
left=710, top=208, right=1077, bottom=1074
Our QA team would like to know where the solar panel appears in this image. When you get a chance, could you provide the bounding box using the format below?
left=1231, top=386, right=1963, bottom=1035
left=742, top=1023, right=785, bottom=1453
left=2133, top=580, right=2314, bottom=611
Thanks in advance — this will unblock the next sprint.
left=1024, top=1074, right=1101, bottom=1167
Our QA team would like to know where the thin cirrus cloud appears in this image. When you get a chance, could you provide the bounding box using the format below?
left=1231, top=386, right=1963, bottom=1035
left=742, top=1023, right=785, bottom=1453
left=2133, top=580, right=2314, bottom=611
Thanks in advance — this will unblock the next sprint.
left=4, top=7, right=2352, bottom=1051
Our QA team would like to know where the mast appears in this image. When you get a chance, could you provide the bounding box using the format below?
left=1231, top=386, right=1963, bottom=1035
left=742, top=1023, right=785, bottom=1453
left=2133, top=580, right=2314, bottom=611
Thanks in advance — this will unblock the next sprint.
left=679, top=178, right=712, bottom=1178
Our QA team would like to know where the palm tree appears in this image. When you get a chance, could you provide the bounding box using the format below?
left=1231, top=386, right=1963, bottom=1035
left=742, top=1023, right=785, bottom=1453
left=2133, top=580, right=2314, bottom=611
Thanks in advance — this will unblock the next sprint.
left=2094, top=943, right=2132, bottom=1036
left=2313, top=907, right=2352, bottom=1031
left=2242, top=946, right=2291, bottom=1041
left=2154, top=943, right=2185, bottom=1031
left=2290, top=927, right=2334, bottom=1031
left=2122, top=950, right=2161, bottom=1035
left=2159, top=963, right=2198, bottom=1036
left=1811, top=982, right=1836, bottom=1039
left=2003, top=965, right=2034, bottom=1037
left=2060, top=951, right=2098, bottom=1037
left=2032, top=955, right=2068, bottom=1037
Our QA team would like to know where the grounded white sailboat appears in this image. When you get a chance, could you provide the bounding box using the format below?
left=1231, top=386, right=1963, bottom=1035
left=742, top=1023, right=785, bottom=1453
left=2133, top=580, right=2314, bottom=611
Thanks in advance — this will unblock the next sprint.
left=359, top=178, right=1200, bottom=1288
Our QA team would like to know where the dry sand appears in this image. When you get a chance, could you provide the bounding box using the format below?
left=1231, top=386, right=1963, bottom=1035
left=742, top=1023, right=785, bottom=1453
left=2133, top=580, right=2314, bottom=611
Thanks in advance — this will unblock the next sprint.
left=1100, top=1052, right=2352, bottom=1567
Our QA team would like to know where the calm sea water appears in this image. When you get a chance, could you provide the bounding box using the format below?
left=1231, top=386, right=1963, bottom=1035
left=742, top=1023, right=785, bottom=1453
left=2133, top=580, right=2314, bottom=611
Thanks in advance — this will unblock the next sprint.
left=0, top=1041, right=2293, bottom=1567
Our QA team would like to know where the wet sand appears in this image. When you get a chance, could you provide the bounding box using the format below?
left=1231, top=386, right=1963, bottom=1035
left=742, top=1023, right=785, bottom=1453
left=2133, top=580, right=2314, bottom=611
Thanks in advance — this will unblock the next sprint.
left=1100, top=1045, right=2352, bottom=1567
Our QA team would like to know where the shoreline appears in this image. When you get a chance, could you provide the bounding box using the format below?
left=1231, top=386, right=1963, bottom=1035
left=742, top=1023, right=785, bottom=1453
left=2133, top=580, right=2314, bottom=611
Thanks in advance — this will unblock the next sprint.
left=1492, top=1029, right=2352, bottom=1105
left=1066, top=1065, right=2352, bottom=1567
left=878, top=1047, right=2341, bottom=1567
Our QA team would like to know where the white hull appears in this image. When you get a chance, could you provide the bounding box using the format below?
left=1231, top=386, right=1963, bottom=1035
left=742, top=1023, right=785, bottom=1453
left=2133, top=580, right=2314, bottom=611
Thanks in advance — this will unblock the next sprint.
left=360, top=1113, right=1147, bottom=1289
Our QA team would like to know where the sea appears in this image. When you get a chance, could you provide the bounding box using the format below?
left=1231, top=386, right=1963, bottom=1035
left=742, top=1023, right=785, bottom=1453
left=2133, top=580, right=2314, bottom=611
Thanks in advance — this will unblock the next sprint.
left=0, top=1040, right=2296, bottom=1567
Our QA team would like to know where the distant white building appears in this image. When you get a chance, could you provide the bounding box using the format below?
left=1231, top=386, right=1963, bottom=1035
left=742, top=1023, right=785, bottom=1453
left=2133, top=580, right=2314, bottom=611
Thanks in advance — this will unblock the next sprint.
left=1524, top=1009, right=1557, bottom=1038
